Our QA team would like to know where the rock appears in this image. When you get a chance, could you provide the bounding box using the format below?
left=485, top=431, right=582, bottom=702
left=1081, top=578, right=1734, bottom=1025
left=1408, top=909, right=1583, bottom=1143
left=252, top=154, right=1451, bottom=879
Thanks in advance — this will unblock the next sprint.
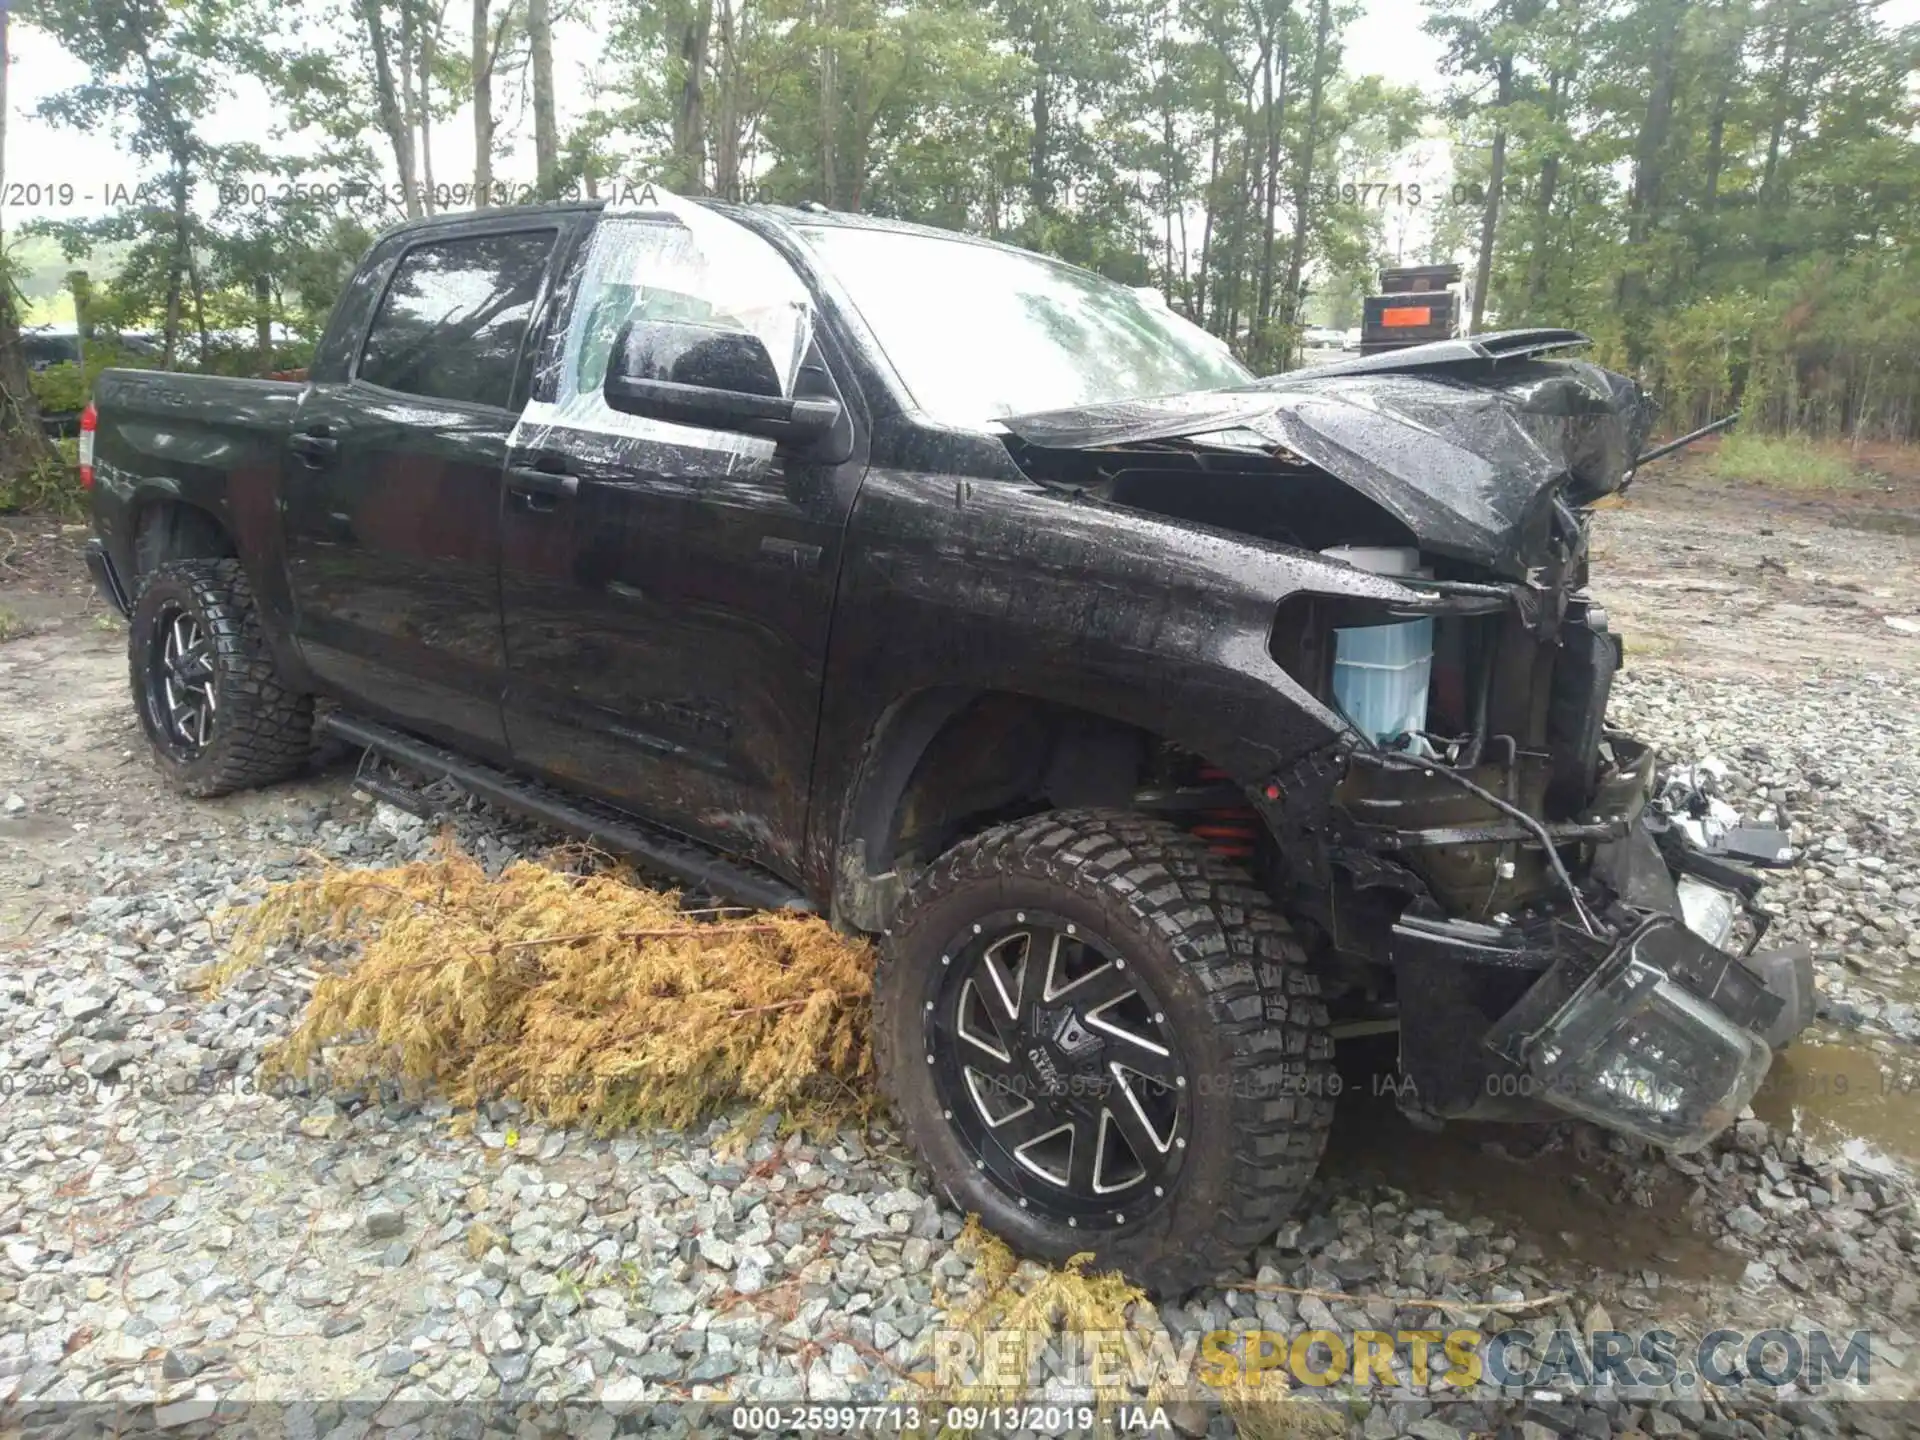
left=821, top=1193, right=870, bottom=1226
left=127, top=1269, right=175, bottom=1301
left=1725, top=1206, right=1769, bottom=1238
left=82, top=1045, right=134, bottom=1078
left=298, top=1101, right=348, bottom=1140
left=490, top=1351, right=531, bottom=1384
left=688, top=1352, right=739, bottom=1383
left=648, top=1280, right=697, bottom=1315
left=661, top=1164, right=707, bottom=1200
left=364, top=1205, right=406, bottom=1240
left=603, top=1328, right=652, bottom=1358
left=154, top=1400, right=218, bottom=1429
left=601, top=1374, right=650, bottom=1405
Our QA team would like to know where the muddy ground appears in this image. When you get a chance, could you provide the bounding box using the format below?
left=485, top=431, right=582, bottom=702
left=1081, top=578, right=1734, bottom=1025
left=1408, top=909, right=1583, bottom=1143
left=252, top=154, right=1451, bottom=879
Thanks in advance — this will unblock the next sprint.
left=1592, top=455, right=1920, bottom=679
left=1, top=456, right=1918, bottom=1434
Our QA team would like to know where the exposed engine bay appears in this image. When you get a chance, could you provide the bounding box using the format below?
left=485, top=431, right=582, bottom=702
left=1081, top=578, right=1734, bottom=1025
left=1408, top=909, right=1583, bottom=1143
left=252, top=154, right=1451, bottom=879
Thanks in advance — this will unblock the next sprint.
left=1000, top=330, right=1809, bottom=1154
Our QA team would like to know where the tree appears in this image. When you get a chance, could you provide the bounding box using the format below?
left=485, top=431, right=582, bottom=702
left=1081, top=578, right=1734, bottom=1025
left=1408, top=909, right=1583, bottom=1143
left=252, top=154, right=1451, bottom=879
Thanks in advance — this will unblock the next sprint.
left=1428, top=0, right=1535, bottom=335
left=1278, top=0, right=1335, bottom=344
left=10, top=0, right=1919, bottom=457
left=24, top=0, right=271, bottom=362
left=1, top=1, right=61, bottom=483
left=358, top=0, right=421, bottom=216
left=527, top=0, right=558, bottom=197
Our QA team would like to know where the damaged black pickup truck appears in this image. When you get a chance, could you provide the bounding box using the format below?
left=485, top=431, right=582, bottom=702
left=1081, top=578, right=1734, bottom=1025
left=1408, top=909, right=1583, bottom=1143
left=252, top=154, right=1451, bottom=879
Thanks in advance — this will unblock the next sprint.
left=82, top=196, right=1811, bottom=1295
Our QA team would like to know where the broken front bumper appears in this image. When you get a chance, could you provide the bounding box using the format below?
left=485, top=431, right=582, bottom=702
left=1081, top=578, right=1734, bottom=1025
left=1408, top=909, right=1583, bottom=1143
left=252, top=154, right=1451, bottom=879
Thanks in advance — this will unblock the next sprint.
left=1393, top=902, right=1804, bottom=1150
left=1372, top=734, right=1811, bottom=1151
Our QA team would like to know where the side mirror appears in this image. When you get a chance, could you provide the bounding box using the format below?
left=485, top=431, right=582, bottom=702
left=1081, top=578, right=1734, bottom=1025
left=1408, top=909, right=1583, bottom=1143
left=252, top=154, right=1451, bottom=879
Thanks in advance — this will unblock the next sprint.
left=601, top=317, right=842, bottom=451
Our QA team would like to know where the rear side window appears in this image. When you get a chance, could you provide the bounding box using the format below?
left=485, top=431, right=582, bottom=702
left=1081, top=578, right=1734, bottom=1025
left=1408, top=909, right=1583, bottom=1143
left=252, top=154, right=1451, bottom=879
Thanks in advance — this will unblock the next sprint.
left=357, top=229, right=556, bottom=407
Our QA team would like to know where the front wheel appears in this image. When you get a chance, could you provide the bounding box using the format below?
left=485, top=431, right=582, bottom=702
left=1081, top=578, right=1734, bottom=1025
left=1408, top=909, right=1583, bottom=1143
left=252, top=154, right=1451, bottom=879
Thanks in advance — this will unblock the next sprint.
left=874, top=809, right=1335, bottom=1296
left=129, top=559, right=314, bottom=797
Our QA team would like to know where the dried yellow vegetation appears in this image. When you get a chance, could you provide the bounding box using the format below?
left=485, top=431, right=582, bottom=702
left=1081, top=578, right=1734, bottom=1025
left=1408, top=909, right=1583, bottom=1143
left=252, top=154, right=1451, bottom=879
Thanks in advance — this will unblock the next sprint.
left=215, top=841, right=875, bottom=1131
left=932, top=1217, right=1149, bottom=1411
left=944, top=1217, right=1148, bottom=1369
left=933, top=1219, right=1325, bottom=1431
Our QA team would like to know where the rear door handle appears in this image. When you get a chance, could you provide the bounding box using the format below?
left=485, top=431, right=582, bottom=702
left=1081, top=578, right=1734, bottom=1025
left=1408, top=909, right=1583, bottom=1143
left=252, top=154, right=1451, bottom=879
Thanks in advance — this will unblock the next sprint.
left=507, top=466, right=578, bottom=512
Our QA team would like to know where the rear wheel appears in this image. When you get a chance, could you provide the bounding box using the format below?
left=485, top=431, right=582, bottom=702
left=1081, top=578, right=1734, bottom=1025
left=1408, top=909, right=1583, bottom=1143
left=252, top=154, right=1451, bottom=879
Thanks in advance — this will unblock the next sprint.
left=130, top=559, right=313, bottom=797
left=875, top=808, right=1335, bottom=1296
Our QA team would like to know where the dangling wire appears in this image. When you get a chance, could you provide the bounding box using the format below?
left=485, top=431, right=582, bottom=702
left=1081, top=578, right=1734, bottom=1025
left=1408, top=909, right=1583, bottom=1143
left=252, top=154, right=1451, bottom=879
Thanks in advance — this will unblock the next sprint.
left=1332, top=695, right=1604, bottom=938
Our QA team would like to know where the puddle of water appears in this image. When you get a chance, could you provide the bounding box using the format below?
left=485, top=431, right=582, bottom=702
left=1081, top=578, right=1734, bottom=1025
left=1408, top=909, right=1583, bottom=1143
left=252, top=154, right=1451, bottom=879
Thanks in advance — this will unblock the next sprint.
left=1319, top=1039, right=1740, bottom=1290
left=1311, top=1033, right=1918, bottom=1300
left=1830, top=510, right=1920, bottom=537
left=1749, top=1036, right=1920, bottom=1177
left=0, top=813, right=75, bottom=844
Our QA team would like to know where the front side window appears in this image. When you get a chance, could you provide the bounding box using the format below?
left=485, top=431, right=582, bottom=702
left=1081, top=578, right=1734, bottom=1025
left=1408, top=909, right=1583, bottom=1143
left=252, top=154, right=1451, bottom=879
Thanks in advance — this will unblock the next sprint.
left=358, top=229, right=557, bottom=408
left=518, top=204, right=813, bottom=452
left=549, top=214, right=812, bottom=408
left=797, top=225, right=1250, bottom=429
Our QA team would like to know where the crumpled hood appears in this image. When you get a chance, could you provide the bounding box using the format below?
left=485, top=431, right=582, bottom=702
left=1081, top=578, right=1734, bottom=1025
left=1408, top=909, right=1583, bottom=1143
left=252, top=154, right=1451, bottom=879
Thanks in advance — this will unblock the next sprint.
left=1000, top=347, right=1656, bottom=578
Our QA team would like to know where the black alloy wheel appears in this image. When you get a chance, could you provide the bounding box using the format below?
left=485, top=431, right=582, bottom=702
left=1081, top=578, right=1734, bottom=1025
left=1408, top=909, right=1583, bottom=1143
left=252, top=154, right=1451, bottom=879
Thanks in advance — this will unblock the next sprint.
left=876, top=808, right=1336, bottom=1296
left=128, top=559, right=314, bottom=797
left=929, top=910, right=1187, bottom=1227
left=144, top=602, right=219, bottom=758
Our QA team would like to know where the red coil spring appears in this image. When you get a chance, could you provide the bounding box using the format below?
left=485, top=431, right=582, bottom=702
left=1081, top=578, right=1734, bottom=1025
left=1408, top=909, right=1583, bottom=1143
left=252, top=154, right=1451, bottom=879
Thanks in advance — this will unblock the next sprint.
left=1188, top=764, right=1261, bottom=861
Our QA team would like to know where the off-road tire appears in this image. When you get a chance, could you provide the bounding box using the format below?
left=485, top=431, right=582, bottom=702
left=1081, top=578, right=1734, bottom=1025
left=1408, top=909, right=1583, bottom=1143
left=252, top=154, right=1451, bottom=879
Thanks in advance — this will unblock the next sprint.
left=875, top=808, right=1335, bottom=1297
left=129, top=559, right=313, bottom=798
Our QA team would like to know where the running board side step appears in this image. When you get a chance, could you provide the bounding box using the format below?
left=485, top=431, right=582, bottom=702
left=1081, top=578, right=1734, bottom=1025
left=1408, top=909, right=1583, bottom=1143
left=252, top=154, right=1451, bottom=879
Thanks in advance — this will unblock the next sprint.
left=317, top=712, right=815, bottom=914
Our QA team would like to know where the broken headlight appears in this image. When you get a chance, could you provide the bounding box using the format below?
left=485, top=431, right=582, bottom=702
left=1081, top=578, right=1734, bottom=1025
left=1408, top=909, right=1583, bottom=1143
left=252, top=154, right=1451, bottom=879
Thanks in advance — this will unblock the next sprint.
left=1486, top=917, right=1774, bottom=1152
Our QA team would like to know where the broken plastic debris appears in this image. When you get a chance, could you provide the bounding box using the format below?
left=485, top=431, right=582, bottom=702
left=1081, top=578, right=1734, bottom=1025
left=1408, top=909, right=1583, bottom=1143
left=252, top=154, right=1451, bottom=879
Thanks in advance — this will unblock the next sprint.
left=1676, top=875, right=1738, bottom=949
left=1653, top=755, right=1796, bottom=867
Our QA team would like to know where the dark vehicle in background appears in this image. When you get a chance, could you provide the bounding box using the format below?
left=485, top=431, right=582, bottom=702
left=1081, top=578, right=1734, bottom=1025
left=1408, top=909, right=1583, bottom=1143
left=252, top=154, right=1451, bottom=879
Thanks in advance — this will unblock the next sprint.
left=24, top=326, right=160, bottom=437
left=23, top=327, right=85, bottom=438
left=22, top=326, right=84, bottom=370
left=81, top=198, right=1812, bottom=1295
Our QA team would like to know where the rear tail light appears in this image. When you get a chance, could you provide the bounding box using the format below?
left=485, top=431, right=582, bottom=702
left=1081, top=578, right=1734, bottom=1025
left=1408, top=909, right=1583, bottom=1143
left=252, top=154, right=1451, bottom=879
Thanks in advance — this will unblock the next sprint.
left=1380, top=305, right=1433, bottom=328
left=78, top=403, right=97, bottom=489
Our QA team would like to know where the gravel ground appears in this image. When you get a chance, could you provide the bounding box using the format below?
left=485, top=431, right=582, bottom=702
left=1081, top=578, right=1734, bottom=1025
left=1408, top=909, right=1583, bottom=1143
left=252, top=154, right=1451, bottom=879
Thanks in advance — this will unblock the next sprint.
left=2, top=473, right=1918, bottom=1438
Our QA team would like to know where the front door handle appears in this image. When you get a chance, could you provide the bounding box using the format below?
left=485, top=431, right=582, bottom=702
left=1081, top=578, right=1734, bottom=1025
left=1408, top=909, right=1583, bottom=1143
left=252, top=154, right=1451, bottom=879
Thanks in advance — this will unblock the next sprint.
left=758, top=535, right=823, bottom=571
left=507, top=466, right=579, bottom=512
left=290, top=430, right=339, bottom=466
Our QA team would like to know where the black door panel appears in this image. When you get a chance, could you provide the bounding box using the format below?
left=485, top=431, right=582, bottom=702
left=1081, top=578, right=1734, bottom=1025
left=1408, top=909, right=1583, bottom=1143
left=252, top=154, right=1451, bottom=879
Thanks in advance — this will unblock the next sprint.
left=499, top=211, right=865, bottom=881
left=283, top=388, right=519, bottom=751
left=280, top=223, right=563, bottom=758
left=501, top=429, right=853, bottom=873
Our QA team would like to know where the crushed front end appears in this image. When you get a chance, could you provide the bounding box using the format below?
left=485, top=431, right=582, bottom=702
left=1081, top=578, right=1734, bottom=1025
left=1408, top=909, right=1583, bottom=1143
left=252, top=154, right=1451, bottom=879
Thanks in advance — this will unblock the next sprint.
left=1002, top=330, right=1810, bottom=1153
left=1236, top=384, right=1810, bottom=1153
left=1281, top=691, right=1807, bottom=1152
